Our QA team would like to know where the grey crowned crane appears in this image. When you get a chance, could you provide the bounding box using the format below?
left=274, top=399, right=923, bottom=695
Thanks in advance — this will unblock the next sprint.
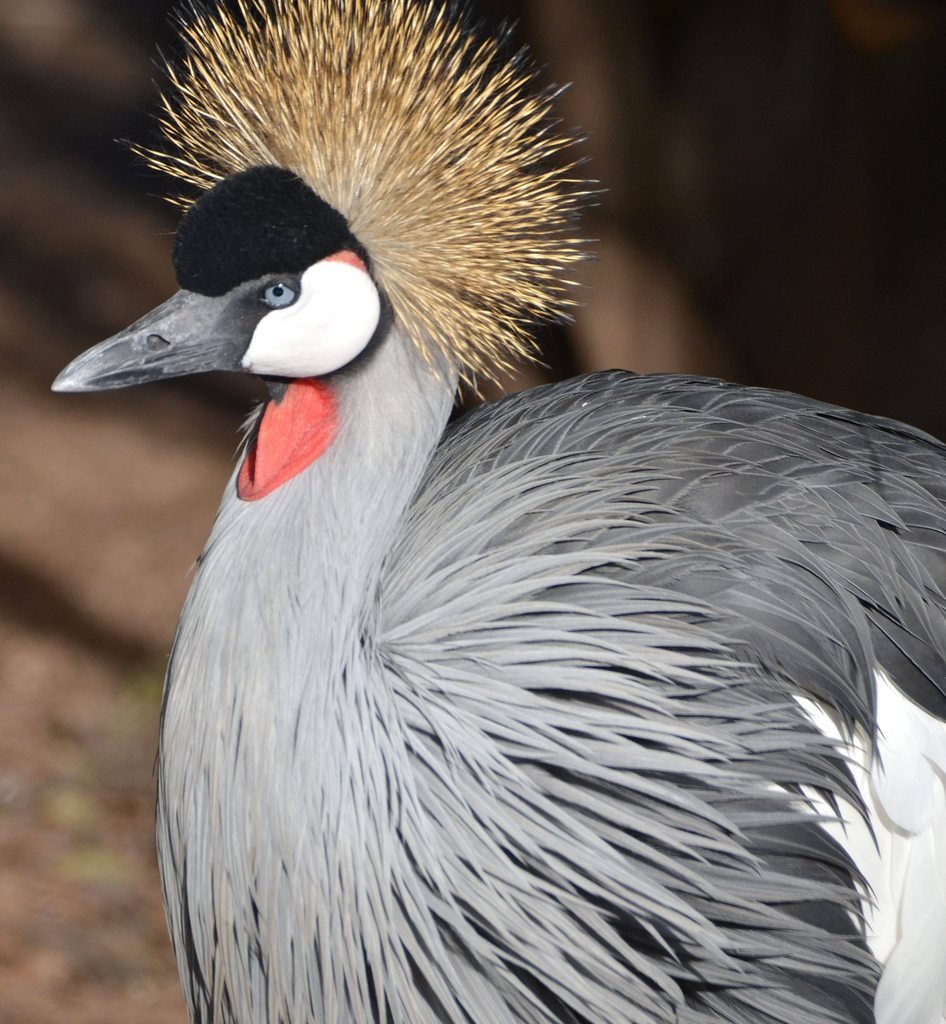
left=53, top=1, right=946, bottom=1022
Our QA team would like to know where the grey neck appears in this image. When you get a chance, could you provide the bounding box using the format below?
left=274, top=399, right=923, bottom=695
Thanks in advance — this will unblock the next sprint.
left=156, top=325, right=457, bottom=1022
left=191, top=322, right=455, bottom=664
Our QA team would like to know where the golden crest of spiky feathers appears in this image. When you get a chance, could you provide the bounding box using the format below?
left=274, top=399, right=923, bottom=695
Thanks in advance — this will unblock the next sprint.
left=143, top=0, right=588, bottom=384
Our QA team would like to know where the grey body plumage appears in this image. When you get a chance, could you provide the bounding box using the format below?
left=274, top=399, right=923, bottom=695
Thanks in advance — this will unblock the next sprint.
left=52, top=1, right=946, bottom=1021
left=156, top=336, right=946, bottom=1023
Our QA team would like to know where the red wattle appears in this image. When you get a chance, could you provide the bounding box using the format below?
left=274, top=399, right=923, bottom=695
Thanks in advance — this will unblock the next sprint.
left=238, top=378, right=338, bottom=501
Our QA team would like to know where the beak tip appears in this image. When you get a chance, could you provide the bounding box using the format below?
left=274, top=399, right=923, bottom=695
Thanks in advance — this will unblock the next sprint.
left=51, top=361, right=98, bottom=393
left=51, top=368, right=80, bottom=393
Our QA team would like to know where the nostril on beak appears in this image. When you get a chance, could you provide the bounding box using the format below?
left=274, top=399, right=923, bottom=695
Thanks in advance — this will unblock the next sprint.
left=144, top=333, right=172, bottom=352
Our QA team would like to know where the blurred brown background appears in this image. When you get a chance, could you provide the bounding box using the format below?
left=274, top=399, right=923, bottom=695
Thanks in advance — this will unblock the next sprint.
left=2, top=1, right=946, bottom=1021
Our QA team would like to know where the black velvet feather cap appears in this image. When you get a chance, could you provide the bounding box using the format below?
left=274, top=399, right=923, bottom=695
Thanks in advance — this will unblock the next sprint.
left=173, top=166, right=359, bottom=296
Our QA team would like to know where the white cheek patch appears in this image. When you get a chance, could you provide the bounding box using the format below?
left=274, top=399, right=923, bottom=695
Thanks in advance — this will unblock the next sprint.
left=242, top=258, right=381, bottom=378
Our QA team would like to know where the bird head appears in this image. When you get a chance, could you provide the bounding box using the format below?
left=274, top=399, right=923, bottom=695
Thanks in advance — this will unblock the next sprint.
left=53, top=165, right=383, bottom=390
left=53, top=0, right=587, bottom=393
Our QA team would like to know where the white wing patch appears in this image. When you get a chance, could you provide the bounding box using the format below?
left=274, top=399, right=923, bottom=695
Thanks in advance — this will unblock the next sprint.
left=798, top=671, right=946, bottom=1024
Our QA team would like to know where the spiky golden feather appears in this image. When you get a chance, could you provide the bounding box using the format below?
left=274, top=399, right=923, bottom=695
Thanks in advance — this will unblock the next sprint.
left=142, top=0, right=590, bottom=384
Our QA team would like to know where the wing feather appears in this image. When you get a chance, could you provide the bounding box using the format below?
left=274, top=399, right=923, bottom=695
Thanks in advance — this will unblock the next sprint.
left=380, top=372, right=946, bottom=1023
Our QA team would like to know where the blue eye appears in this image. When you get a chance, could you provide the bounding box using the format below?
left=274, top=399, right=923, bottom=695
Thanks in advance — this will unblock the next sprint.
left=261, top=281, right=298, bottom=309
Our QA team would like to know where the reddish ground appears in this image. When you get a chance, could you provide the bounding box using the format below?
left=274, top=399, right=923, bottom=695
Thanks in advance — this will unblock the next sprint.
left=0, top=342, right=239, bottom=1023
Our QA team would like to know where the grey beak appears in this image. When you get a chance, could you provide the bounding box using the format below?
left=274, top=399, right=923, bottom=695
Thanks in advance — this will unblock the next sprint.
left=52, top=289, right=248, bottom=393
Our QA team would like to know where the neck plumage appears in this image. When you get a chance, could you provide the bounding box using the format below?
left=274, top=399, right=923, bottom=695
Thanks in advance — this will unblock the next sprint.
left=156, top=326, right=456, bottom=1022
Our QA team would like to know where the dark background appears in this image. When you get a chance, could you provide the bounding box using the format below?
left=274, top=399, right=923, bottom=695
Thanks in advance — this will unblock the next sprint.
left=2, top=2, right=945, bottom=1020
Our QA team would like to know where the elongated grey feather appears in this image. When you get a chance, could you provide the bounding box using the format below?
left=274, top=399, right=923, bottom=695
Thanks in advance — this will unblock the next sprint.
left=379, top=372, right=946, bottom=1023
